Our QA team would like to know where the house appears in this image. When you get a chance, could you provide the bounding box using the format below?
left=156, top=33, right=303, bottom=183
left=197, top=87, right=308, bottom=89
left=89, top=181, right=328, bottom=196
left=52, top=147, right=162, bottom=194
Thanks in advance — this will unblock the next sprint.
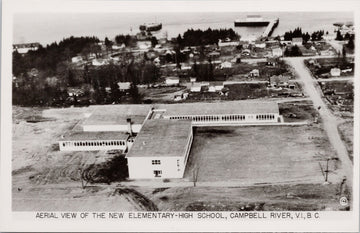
left=330, top=68, right=341, bottom=77
left=341, top=68, right=352, bottom=73
left=117, top=82, right=131, bottom=92
left=249, top=69, right=260, bottom=77
left=241, top=49, right=251, bottom=56
left=208, top=82, right=224, bottom=92
left=220, top=61, right=232, bottom=69
left=92, top=58, right=110, bottom=66
left=165, top=76, right=180, bottom=85
left=190, top=82, right=209, bottom=92
left=190, top=77, right=196, bottom=83
left=112, top=44, right=126, bottom=50
left=208, top=51, right=221, bottom=58
left=218, top=39, right=239, bottom=47
left=71, top=56, right=83, bottom=63
left=254, top=40, right=266, bottom=49
left=272, top=47, right=283, bottom=57
left=266, top=57, right=278, bottom=67
left=126, top=120, right=193, bottom=179
left=13, top=42, right=40, bottom=54
left=269, top=75, right=290, bottom=88
left=153, top=57, right=161, bottom=66
left=137, top=41, right=152, bottom=50
left=174, top=95, right=183, bottom=101
left=67, top=88, right=85, bottom=97
left=292, top=37, right=303, bottom=46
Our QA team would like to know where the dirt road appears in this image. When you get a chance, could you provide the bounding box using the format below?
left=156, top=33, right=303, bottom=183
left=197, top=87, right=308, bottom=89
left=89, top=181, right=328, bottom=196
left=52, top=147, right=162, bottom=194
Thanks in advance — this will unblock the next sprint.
left=284, top=57, right=353, bottom=186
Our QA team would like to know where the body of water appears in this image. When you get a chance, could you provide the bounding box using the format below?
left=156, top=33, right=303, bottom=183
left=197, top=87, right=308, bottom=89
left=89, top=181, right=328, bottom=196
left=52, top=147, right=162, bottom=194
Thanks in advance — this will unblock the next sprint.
left=13, top=12, right=353, bottom=45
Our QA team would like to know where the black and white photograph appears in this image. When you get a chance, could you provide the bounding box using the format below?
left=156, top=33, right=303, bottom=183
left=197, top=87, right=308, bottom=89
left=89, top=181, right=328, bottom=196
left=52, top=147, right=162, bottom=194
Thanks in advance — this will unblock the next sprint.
left=1, top=0, right=359, bottom=232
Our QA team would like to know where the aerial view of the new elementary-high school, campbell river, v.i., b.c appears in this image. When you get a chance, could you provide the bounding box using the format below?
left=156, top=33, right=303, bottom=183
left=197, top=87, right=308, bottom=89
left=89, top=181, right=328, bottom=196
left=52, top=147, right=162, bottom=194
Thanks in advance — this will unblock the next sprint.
left=11, top=12, right=355, bottom=211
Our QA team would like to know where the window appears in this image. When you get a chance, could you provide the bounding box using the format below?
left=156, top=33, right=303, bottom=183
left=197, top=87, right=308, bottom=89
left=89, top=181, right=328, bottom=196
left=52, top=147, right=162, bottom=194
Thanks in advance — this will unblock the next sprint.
left=154, top=170, right=162, bottom=177
left=152, top=160, right=161, bottom=165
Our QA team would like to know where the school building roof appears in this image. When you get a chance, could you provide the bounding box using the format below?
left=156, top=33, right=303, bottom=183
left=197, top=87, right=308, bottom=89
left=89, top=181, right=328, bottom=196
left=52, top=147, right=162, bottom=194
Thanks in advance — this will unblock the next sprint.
left=126, top=119, right=192, bottom=158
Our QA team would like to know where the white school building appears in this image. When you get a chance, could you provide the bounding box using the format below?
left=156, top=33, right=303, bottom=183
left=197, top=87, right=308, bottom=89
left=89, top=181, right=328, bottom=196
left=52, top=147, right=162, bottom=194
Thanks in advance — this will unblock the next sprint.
left=126, top=120, right=193, bottom=179
left=59, top=101, right=282, bottom=179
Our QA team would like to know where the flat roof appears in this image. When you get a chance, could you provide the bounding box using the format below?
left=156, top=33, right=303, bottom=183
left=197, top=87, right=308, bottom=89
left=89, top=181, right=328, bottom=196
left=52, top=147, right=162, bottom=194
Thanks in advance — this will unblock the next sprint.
left=60, top=131, right=129, bottom=141
left=83, top=105, right=151, bottom=126
left=155, top=101, right=279, bottom=116
left=126, top=120, right=192, bottom=158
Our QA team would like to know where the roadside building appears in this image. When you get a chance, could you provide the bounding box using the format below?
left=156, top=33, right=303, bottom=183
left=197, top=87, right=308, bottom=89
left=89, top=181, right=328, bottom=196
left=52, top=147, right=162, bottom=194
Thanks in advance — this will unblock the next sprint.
left=92, top=58, right=110, bottom=66
left=269, top=75, right=290, bottom=88
left=208, top=51, right=221, bottom=59
left=137, top=41, right=152, bottom=50
left=13, top=42, right=40, bottom=54
left=266, top=57, right=278, bottom=67
left=249, top=69, right=260, bottom=77
left=67, top=88, right=85, bottom=97
left=220, top=61, right=232, bottom=69
left=165, top=76, right=180, bottom=85
left=117, top=82, right=131, bottom=92
left=330, top=68, right=341, bottom=77
left=190, top=77, right=196, bottom=83
left=190, top=82, right=202, bottom=92
left=291, top=37, right=303, bottom=46
left=272, top=47, right=283, bottom=57
left=254, top=40, right=266, bottom=49
left=126, top=120, right=193, bottom=179
left=71, top=56, right=83, bottom=63
left=218, top=39, right=239, bottom=47
left=208, top=82, right=224, bottom=92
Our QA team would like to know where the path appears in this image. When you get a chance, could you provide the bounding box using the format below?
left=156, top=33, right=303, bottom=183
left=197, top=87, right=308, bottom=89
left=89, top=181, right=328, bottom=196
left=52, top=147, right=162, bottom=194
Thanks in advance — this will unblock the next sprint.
left=283, top=57, right=353, bottom=186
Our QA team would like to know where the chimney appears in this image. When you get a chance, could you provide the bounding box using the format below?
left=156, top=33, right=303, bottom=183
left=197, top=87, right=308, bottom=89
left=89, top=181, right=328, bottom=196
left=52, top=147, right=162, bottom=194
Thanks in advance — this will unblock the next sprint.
left=127, top=118, right=133, bottom=136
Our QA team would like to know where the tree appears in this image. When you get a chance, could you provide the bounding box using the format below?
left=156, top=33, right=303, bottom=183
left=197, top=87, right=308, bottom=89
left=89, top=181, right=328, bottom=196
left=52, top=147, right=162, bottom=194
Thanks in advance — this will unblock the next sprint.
left=335, top=30, right=343, bottom=41
left=104, top=37, right=113, bottom=50
left=129, top=82, right=141, bottom=104
left=151, top=36, right=158, bottom=47
left=347, top=36, right=355, bottom=50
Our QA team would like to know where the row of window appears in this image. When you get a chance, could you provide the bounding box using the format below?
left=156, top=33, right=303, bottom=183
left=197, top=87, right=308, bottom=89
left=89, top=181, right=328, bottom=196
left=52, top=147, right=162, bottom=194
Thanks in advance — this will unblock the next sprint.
left=62, top=140, right=126, bottom=147
left=256, top=114, right=275, bottom=120
left=152, top=160, right=161, bottom=165
left=169, top=115, right=247, bottom=122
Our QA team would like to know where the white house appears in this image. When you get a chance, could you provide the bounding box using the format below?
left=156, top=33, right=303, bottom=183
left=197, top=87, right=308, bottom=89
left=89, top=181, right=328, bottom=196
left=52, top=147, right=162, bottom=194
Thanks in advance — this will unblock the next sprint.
left=272, top=48, right=283, bottom=57
left=249, top=69, right=260, bottom=77
left=218, top=39, right=239, bottom=47
left=165, top=77, right=180, bottom=85
left=92, top=58, right=110, bottom=66
left=117, top=82, right=131, bottom=92
left=71, top=56, right=83, bottom=63
left=292, top=37, right=303, bottom=46
left=13, top=43, right=40, bottom=54
left=112, top=44, right=126, bottom=50
left=254, top=41, right=266, bottom=49
left=137, top=41, right=152, bottom=50
left=190, top=77, right=196, bottom=83
left=190, top=83, right=202, bottom=92
left=126, top=120, right=193, bottom=179
left=220, top=61, right=232, bottom=69
left=330, top=68, right=341, bottom=77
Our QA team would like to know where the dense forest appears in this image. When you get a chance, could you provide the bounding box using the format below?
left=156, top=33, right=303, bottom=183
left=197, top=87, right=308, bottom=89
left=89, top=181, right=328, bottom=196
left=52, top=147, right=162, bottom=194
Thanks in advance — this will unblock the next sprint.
left=12, top=36, right=160, bottom=107
left=283, top=27, right=325, bottom=43
left=176, top=28, right=240, bottom=47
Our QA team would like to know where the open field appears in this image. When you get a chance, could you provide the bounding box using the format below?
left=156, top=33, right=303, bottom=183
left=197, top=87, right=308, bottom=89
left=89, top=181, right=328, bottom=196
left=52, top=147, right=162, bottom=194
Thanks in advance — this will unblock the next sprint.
left=184, top=126, right=340, bottom=183
left=279, top=100, right=318, bottom=122
left=338, top=121, right=354, bottom=161
left=140, top=183, right=350, bottom=211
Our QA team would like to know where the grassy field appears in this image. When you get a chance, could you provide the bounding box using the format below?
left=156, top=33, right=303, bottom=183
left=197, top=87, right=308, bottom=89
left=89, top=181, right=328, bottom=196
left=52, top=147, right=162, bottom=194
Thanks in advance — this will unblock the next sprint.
left=279, top=100, right=319, bottom=122
left=338, top=121, right=354, bottom=161
left=184, top=125, right=340, bottom=184
left=140, top=183, right=350, bottom=211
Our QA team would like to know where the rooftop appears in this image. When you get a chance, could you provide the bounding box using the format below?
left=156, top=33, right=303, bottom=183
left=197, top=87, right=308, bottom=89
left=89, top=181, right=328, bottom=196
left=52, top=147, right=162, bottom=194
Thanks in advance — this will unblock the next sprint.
left=60, top=131, right=129, bottom=141
left=155, top=101, right=279, bottom=116
left=126, top=120, right=192, bottom=157
left=83, top=105, right=151, bottom=126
